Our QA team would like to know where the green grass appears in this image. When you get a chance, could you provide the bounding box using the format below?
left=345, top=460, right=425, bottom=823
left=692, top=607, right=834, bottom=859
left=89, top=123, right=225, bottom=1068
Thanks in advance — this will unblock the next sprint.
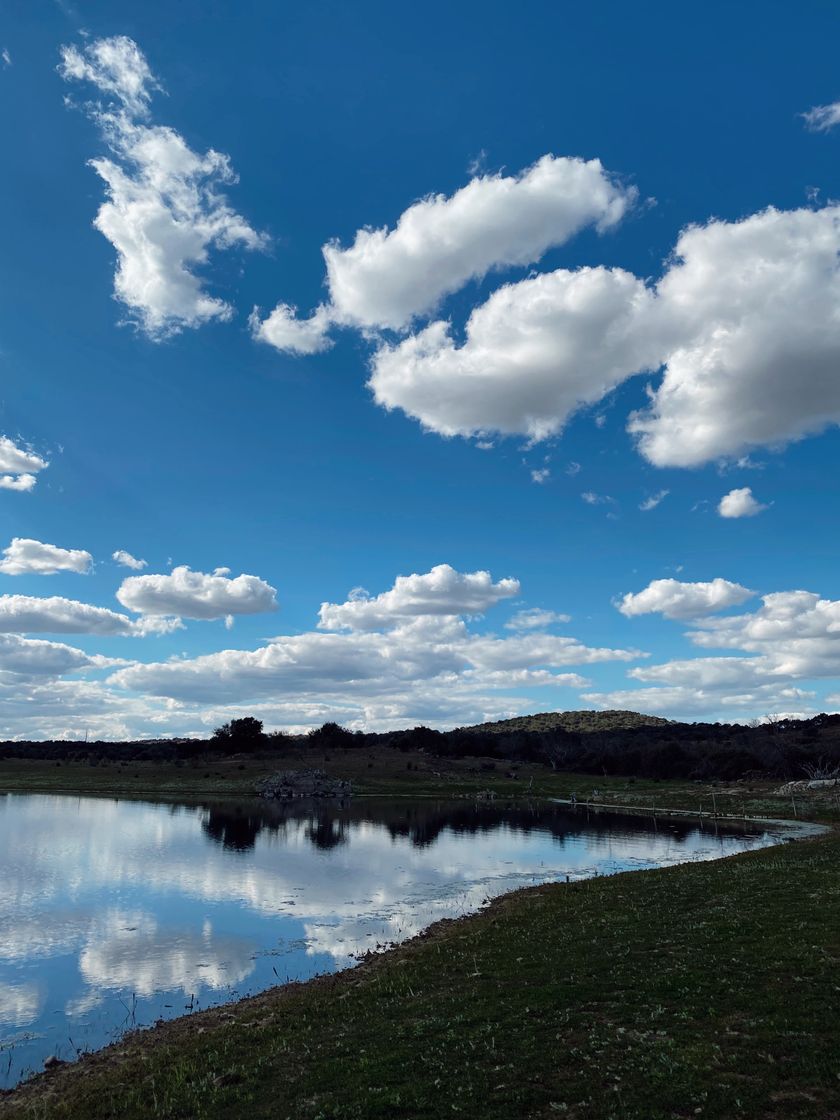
left=2, top=760, right=839, bottom=1118
left=2, top=751, right=838, bottom=822
left=3, top=828, right=837, bottom=1115
left=1, top=821, right=839, bottom=1119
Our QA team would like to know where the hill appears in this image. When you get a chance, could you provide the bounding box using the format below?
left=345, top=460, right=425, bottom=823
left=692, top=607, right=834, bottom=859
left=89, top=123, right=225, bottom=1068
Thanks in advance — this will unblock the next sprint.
left=459, top=709, right=673, bottom=735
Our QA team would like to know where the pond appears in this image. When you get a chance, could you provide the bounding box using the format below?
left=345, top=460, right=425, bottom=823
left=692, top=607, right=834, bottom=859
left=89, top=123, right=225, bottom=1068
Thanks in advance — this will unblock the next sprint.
left=0, top=792, right=788, bottom=1087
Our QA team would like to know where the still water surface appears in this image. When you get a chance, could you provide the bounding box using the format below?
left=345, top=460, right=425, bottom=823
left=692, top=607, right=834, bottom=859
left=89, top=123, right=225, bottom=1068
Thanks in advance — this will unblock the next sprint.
left=0, top=792, right=785, bottom=1087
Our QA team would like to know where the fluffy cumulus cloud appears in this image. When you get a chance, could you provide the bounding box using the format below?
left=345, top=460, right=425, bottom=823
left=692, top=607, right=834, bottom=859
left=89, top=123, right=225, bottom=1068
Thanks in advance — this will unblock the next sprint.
left=618, top=578, right=755, bottom=620
left=250, top=302, right=334, bottom=356
left=628, top=206, right=840, bottom=466
left=94, top=565, right=640, bottom=735
left=59, top=36, right=264, bottom=338
left=317, top=564, right=519, bottom=631
left=0, top=538, right=92, bottom=576
left=687, top=590, right=840, bottom=679
left=110, top=615, right=634, bottom=710
left=0, top=435, right=49, bottom=493
left=717, top=487, right=768, bottom=518
left=11, top=559, right=840, bottom=736
left=0, top=566, right=639, bottom=737
left=370, top=267, right=658, bottom=440
left=245, top=140, right=840, bottom=467
left=252, top=154, right=636, bottom=350
left=586, top=582, right=840, bottom=719
left=0, top=474, right=37, bottom=493
left=112, top=549, right=147, bottom=570
left=0, top=633, right=113, bottom=678
left=357, top=196, right=840, bottom=466
left=116, top=565, right=278, bottom=621
left=0, top=594, right=178, bottom=636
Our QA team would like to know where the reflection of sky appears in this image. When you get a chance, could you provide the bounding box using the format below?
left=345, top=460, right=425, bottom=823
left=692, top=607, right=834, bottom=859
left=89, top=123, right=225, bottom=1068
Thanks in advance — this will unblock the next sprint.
left=0, top=793, right=781, bottom=1088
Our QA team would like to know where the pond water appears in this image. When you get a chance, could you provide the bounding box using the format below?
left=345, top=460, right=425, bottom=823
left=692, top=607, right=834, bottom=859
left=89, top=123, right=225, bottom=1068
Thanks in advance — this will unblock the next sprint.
left=0, top=792, right=787, bottom=1087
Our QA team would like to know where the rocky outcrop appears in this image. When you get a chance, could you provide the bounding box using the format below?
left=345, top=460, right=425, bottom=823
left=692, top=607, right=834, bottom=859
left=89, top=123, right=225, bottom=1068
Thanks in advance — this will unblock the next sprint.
left=257, top=769, right=352, bottom=802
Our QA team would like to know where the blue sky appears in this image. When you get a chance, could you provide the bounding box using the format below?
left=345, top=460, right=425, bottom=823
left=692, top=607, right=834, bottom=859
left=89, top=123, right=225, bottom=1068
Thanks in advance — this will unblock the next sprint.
left=1, top=0, right=840, bottom=738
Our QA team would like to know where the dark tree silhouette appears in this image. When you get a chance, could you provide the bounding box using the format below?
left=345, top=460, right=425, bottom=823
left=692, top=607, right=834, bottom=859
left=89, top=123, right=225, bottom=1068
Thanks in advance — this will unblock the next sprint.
left=307, top=721, right=358, bottom=748
left=212, top=716, right=265, bottom=749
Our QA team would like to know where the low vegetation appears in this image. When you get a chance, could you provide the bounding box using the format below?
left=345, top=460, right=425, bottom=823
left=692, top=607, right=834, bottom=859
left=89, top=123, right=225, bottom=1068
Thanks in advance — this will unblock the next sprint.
left=1, top=712, right=839, bottom=1117
left=2, top=825, right=837, bottom=1120
left=460, top=709, right=672, bottom=734
left=3, top=710, right=840, bottom=785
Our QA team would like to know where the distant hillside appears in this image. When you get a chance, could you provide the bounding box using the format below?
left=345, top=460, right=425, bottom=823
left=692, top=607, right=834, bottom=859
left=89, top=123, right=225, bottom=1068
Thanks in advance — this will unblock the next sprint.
left=460, top=710, right=673, bottom=735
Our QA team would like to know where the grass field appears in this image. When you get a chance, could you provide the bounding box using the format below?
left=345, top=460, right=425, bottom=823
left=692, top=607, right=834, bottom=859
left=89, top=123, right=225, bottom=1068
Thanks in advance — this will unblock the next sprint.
left=1, top=756, right=839, bottom=1119
left=1, top=749, right=838, bottom=821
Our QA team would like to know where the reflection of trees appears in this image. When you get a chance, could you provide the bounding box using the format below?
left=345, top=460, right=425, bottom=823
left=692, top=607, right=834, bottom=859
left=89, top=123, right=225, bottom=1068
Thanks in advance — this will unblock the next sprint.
left=201, top=807, right=266, bottom=852
left=199, top=798, right=761, bottom=855
left=305, top=814, right=348, bottom=850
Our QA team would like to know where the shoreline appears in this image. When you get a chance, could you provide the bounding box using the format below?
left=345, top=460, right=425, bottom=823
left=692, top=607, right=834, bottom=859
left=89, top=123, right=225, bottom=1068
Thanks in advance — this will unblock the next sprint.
left=1, top=790, right=837, bottom=1118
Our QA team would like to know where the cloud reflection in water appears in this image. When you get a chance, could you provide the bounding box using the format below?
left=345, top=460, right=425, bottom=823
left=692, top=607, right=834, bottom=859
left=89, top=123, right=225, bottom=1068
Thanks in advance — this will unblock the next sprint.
left=0, top=793, right=779, bottom=1087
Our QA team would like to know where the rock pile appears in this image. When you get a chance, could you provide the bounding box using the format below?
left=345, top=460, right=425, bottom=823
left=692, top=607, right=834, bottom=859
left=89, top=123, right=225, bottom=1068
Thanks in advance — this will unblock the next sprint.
left=776, top=778, right=839, bottom=794
left=258, top=769, right=352, bottom=802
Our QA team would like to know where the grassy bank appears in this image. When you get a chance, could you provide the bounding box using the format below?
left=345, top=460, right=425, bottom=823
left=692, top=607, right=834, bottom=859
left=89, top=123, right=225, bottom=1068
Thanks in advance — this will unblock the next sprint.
left=2, top=748, right=838, bottom=824
left=2, top=819, right=838, bottom=1120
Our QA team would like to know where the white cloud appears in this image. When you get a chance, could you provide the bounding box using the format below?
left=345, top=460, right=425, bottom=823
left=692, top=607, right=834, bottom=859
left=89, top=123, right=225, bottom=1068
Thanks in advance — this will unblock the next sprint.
left=718, top=487, right=768, bottom=518
left=639, top=489, right=669, bottom=511
left=322, top=155, right=635, bottom=330
left=802, top=101, right=840, bottom=132
left=530, top=468, right=550, bottom=484
left=0, top=473, right=37, bottom=492
left=253, top=154, right=636, bottom=349
left=0, top=436, right=49, bottom=472
left=317, top=564, right=519, bottom=631
left=0, top=595, right=133, bottom=635
left=687, top=590, right=840, bottom=679
left=0, top=633, right=112, bottom=678
left=104, top=565, right=637, bottom=727
left=250, top=303, right=334, bottom=355
left=2, top=48, right=12, bottom=70
left=366, top=201, right=840, bottom=467
left=583, top=681, right=816, bottom=717
left=626, top=655, right=772, bottom=689
left=0, top=594, right=180, bottom=637
left=59, top=35, right=158, bottom=117
left=630, top=206, right=840, bottom=466
left=617, top=578, right=755, bottom=620
left=6, top=564, right=840, bottom=734
left=109, top=615, right=636, bottom=711
left=78, top=916, right=255, bottom=997
left=112, top=549, right=147, bottom=570
left=0, top=981, right=41, bottom=1027
left=0, top=676, right=188, bottom=741
left=0, top=435, right=49, bottom=492
left=505, top=608, right=571, bottom=630
left=116, top=564, right=278, bottom=620
left=370, top=267, right=658, bottom=441
left=581, top=490, right=615, bottom=505
left=60, top=36, right=264, bottom=338
left=0, top=538, right=92, bottom=576
left=591, top=581, right=840, bottom=720
left=0, top=563, right=642, bottom=738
